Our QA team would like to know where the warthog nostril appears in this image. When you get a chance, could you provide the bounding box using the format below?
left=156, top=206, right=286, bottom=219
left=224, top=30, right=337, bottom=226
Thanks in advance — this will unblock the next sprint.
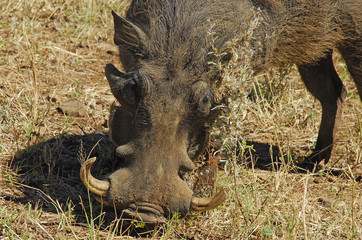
left=129, top=202, right=164, bottom=215
left=123, top=203, right=166, bottom=223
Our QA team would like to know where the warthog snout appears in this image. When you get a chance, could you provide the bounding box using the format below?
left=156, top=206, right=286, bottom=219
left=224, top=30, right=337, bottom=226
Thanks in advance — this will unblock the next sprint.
left=81, top=157, right=226, bottom=223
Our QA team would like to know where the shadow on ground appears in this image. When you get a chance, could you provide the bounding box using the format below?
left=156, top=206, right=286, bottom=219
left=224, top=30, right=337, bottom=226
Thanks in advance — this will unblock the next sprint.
left=8, top=133, right=351, bottom=235
left=9, top=134, right=296, bottom=210
left=8, top=133, right=151, bottom=235
left=8, top=134, right=289, bottom=219
left=228, top=140, right=361, bottom=179
left=213, top=140, right=302, bottom=172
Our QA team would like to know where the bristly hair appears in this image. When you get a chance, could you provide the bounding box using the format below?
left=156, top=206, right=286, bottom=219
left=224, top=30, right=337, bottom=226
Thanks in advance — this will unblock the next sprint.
left=125, top=0, right=245, bottom=82
left=124, top=0, right=361, bottom=81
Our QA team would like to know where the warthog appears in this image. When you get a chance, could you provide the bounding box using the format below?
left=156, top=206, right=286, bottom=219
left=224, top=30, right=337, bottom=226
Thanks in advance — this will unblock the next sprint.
left=81, top=0, right=361, bottom=223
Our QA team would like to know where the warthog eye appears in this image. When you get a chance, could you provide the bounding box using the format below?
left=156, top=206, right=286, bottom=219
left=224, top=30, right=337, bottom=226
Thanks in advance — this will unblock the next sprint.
left=192, top=81, right=214, bottom=118
left=197, top=92, right=214, bottom=117
left=202, top=95, right=210, bottom=104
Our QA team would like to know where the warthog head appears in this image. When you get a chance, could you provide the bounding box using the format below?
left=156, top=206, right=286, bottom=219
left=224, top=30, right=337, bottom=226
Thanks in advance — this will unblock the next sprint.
left=80, top=3, right=234, bottom=223
left=80, top=63, right=225, bottom=222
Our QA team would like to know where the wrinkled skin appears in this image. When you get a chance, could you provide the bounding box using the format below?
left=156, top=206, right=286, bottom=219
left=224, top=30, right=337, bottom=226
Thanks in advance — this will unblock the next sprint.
left=81, top=0, right=362, bottom=223
left=81, top=62, right=224, bottom=222
left=106, top=64, right=216, bottom=219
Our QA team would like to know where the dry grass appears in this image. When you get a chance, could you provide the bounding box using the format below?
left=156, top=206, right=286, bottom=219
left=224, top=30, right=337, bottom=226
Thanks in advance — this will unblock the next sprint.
left=0, top=0, right=361, bottom=239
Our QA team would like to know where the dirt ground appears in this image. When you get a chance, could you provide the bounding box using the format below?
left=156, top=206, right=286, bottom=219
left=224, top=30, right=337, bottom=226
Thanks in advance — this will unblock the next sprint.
left=0, top=0, right=361, bottom=239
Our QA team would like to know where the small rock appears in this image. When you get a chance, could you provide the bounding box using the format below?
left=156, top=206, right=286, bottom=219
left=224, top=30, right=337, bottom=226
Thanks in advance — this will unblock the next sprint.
left=58, top=100, right=87, bottom=117
left=313, top=177, right=323, bottom=184
left=326, top=175, right=338, bottom=182
left=318, top=197, right=331, bottom=208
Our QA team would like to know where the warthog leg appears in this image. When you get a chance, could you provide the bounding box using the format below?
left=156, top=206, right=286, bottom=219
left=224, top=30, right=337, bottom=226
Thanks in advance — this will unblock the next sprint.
left=298, top=52, right=346, bottom=168
left=339, top=40, right=362, bottom=101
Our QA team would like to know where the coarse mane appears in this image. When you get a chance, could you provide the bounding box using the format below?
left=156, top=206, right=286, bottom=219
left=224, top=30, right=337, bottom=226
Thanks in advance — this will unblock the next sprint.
left=125, top=0, right=361, bottom=79
left=126, top=0, right=246, bottom=81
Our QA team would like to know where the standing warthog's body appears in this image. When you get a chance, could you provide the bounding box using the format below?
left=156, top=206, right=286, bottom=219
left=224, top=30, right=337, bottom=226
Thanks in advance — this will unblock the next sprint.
left=81, top=0, right=362, bottom=223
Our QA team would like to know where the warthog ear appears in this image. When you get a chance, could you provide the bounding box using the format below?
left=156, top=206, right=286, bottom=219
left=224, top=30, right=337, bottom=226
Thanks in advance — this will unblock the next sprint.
left=105, top=63, right=139, bottom=107
left=112, top=10, right=146, bottom=54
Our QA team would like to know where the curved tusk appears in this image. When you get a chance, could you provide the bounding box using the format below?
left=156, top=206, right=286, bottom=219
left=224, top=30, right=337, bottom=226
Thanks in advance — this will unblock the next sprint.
left=80, top=157, right=110, bottom=197
left=116, top=143, right=135, bottom=157
left=190, top=189, right=226, bottom=212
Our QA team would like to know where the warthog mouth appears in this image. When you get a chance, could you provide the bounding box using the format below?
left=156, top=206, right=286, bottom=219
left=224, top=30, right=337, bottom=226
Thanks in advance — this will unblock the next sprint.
left=80, top=157, right=226, bottom=223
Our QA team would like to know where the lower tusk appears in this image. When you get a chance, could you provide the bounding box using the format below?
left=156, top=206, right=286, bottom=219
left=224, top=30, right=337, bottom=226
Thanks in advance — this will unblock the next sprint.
left=80, top=157, right=110, bottom=197
left=190, top=190, right=226, bottom=212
